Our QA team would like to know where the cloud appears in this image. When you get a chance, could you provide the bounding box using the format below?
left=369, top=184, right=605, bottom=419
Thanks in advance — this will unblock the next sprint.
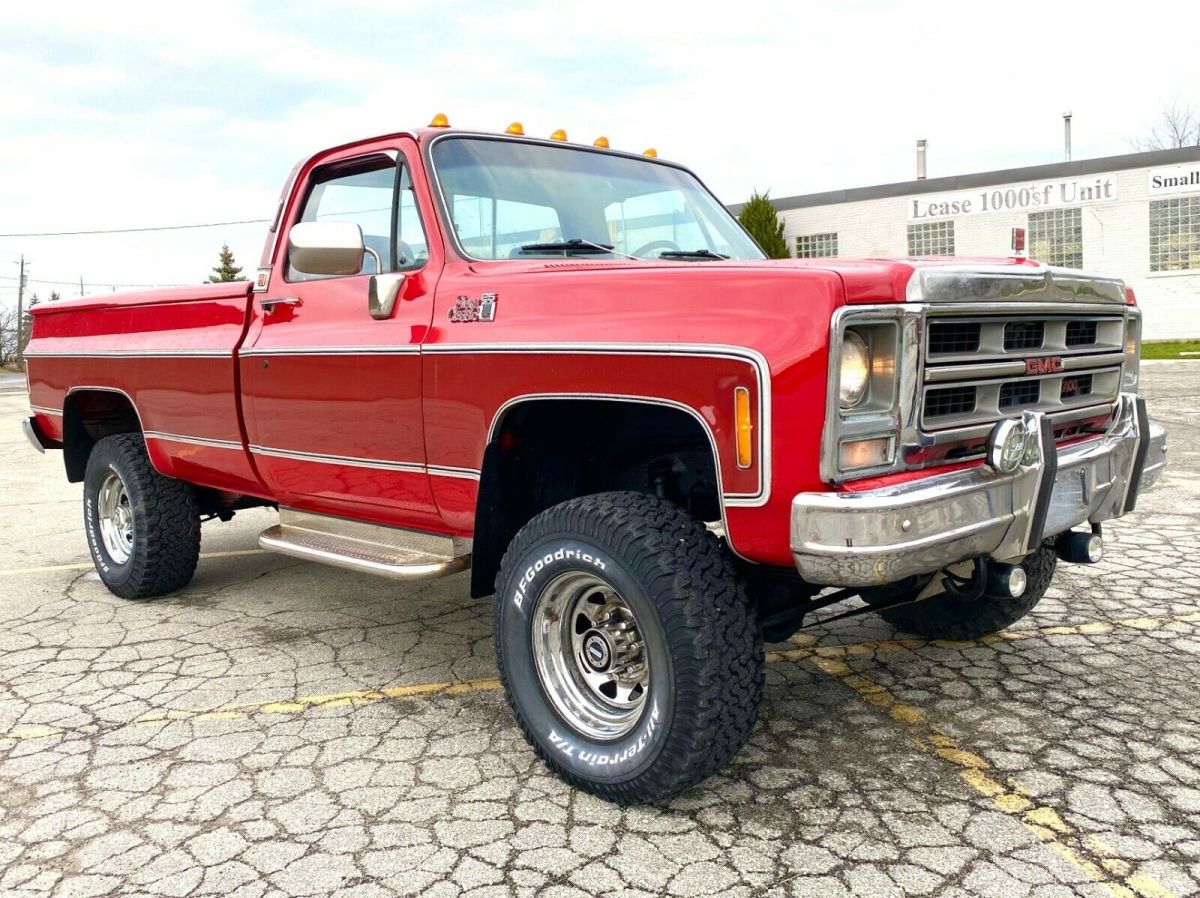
left=0, top=0, right=1196, bottom=301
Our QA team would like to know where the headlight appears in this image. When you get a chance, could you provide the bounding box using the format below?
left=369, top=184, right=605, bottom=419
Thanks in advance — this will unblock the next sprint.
left=839, top=330, right=870, bottom=408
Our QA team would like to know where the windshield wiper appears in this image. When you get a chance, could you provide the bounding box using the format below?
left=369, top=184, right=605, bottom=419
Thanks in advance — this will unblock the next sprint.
left=518, top=239, right=614, bottom=255
left=657, top=249, right=729, bottom=261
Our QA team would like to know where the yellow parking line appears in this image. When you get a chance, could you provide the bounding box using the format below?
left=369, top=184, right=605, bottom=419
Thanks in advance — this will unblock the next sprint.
left=0, top=549, right=269, bottom=577
left=767, top=609, right=1200, bottom=664
left=809, top=654, right=1180, bottom=898
left=4, top=608, right=1194, bottom=747
left=130, top=677, right=503, bottom=727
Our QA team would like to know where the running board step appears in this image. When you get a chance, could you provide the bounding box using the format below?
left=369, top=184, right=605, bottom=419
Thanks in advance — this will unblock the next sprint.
left=259, top=508, right=471, bottom=581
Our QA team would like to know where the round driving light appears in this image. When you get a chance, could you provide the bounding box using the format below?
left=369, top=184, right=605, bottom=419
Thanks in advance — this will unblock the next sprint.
left=839, top=330, right=870, bottom=408
left=1086, top=533, right=1103, bottom=563
left=988, top=419, right=1027, bottom=473
left=1007, top=565, right=1027, bottom=598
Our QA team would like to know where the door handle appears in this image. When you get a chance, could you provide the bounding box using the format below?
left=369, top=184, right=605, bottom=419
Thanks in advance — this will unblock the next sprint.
left=260, top=296, right=302, bottom=313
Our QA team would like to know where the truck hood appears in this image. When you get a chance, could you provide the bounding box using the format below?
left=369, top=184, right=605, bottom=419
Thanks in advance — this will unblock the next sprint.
left=479, top=255, right=1129, bottom=306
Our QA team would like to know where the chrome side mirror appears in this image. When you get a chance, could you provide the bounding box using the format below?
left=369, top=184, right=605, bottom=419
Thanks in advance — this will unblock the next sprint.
left=288, top=221, right=365, bottom=276
left=369, top=273, right=406, bottom=320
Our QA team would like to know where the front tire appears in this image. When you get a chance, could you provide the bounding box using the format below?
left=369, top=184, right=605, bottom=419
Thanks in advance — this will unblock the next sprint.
left=83, top=434, right=200, bottom=599
left=494, top=492, right=763, bottom=804
left=864, top=548, right=1057, bottom=640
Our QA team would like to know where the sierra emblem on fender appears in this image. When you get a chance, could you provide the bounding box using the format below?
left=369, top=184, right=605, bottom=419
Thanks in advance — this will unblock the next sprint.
left=1025, top=356, right=1064, bottom=375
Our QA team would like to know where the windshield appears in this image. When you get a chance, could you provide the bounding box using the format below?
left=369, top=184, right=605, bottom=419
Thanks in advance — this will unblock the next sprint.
left=430, top=137, right=765, bottom=262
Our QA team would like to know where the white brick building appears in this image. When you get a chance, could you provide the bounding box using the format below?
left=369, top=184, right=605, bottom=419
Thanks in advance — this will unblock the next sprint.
left=765, top=147, right=1200, bottom=341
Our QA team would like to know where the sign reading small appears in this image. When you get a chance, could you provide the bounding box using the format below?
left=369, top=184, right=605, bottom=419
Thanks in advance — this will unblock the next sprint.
left=1148, top=164, right=1200, bottom=197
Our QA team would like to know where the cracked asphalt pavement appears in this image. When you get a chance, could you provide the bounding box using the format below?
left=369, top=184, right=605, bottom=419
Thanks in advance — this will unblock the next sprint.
left=0, top=364, right=1197, bottom=898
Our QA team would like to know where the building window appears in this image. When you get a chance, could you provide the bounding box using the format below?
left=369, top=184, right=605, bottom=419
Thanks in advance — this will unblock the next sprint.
left=795, top=232, right=838, bottom=258
left=907, top=220, right=955, bottom=256
left=1028, top=207, right=1083, bottom=269
left=1150, top=196, right=1200, bottom=272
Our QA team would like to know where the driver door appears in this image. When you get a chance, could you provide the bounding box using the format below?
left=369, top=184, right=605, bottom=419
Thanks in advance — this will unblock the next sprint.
left=240, top=141, right=443, bottom=530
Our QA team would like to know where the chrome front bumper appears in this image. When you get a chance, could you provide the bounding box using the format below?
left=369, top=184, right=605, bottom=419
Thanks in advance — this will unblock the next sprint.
left=791, top=393, right=1167, bottom=586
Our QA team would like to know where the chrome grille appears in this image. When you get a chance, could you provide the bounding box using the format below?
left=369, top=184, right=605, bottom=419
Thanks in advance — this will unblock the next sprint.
left=928, top=322, right=980, bottom=354
left=926, top=386, right=976, bottom=418
left=1065, top=320, right=1098, bottom=346
left=999, top=380, right=1039, bottom=409
left=921, top=312, right=1125, bottom=439
left=1004, top=321, right=1044, bottom=350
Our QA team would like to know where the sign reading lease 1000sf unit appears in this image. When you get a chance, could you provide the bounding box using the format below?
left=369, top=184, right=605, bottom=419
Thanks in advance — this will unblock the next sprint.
left=909, top=176, right=1117, bottom=221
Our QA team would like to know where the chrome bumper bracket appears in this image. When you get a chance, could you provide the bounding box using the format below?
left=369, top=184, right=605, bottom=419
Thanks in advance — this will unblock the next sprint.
left=1025, top=413, right=1058, bottom=552
left=1123, top=395, right=1151, bottom=514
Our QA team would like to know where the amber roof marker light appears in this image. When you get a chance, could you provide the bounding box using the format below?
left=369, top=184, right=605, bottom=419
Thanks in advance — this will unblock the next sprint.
left=505, top=122, right=525, bottom=135
left=593, top=136, right=610, bottom=148
left=429, top=113, right=450, bottom=128
left=550, top=129, right=568, bottom=141
left=643, top=148, right=658, bottom=158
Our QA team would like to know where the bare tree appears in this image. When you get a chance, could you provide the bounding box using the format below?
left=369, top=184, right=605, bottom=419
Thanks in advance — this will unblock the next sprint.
left=1135, top=101, right=1200, bottom=151
left=0, top=305, right=19, bottom=369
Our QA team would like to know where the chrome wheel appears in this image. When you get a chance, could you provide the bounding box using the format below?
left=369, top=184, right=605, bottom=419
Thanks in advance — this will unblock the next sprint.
left=97, top=471, right=134, bottom=564
left=531, top=571, right=650, bottom=740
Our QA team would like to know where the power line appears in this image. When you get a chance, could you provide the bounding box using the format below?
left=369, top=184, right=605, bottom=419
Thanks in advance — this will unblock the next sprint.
left=0, top=217, right=271, bottom=238
left=0, top=274, right=189, bottom=288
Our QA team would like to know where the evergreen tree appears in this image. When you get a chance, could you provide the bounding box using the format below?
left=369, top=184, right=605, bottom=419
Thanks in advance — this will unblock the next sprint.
left=738, top=192, right=790, bottom=259
left=208, top=244, right=246, bottom=283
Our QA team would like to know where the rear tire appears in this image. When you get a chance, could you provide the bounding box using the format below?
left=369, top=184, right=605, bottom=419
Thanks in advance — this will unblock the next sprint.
left=863, top=548, right=1057, bottom=640
left=83, top=434, right=200, bottom=599
left=494, top=492, right=763, bottom=804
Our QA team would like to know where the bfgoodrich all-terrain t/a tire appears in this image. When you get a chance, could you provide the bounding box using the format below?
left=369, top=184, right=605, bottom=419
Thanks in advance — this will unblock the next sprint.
left=865, top=547, right=1058, bottom=641
left=494, top=492, right=764, bottom=804
left=83, top=433, right=201, bottom=599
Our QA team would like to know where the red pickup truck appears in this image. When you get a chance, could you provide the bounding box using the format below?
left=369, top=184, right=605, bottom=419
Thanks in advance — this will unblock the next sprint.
left=23, top=120, right=1167, bottom=803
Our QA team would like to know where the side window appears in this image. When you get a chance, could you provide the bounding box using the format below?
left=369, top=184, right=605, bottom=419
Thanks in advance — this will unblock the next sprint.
left=605, top=190, right=710, bottom=257
left=449, top=195, right=562, bottom=259
left=289, top=155, right=396, bottom=280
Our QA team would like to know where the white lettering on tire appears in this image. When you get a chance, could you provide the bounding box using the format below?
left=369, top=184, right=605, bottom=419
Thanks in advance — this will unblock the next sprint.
left=512, top=544, right=608, bottom=609
left=549, top=701, right=661, bottom=767
left=85, top=495, right=111, bottom=574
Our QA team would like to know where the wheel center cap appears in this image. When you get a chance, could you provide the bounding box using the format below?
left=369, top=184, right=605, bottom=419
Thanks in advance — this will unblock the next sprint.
left=582, top=632, right=612, bottom=672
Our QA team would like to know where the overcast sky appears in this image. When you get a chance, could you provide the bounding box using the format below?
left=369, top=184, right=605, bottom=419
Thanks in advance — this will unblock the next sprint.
left=1, top=0, right=1196, bottom=306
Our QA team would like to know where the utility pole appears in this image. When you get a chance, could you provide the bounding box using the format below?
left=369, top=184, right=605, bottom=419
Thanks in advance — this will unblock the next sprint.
left=16, top=254, right=26, bottom=369
left=79, top=275, right=85, bottom=297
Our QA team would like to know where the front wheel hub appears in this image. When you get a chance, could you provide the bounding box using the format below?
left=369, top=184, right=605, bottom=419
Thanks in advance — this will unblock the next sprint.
left=532, top=571, right=650, bottom=740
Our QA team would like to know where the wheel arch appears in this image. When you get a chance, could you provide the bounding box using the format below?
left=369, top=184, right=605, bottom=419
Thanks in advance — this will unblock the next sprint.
left=62, top=386, right=148, bottom=482
left=470, top=394, right=728, bottom=599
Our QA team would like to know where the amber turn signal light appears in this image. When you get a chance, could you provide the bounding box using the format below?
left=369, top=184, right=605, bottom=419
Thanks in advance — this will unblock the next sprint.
left=429, top=113, right=450, bottom=128
left=734, top=387, right=753, bottom=469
